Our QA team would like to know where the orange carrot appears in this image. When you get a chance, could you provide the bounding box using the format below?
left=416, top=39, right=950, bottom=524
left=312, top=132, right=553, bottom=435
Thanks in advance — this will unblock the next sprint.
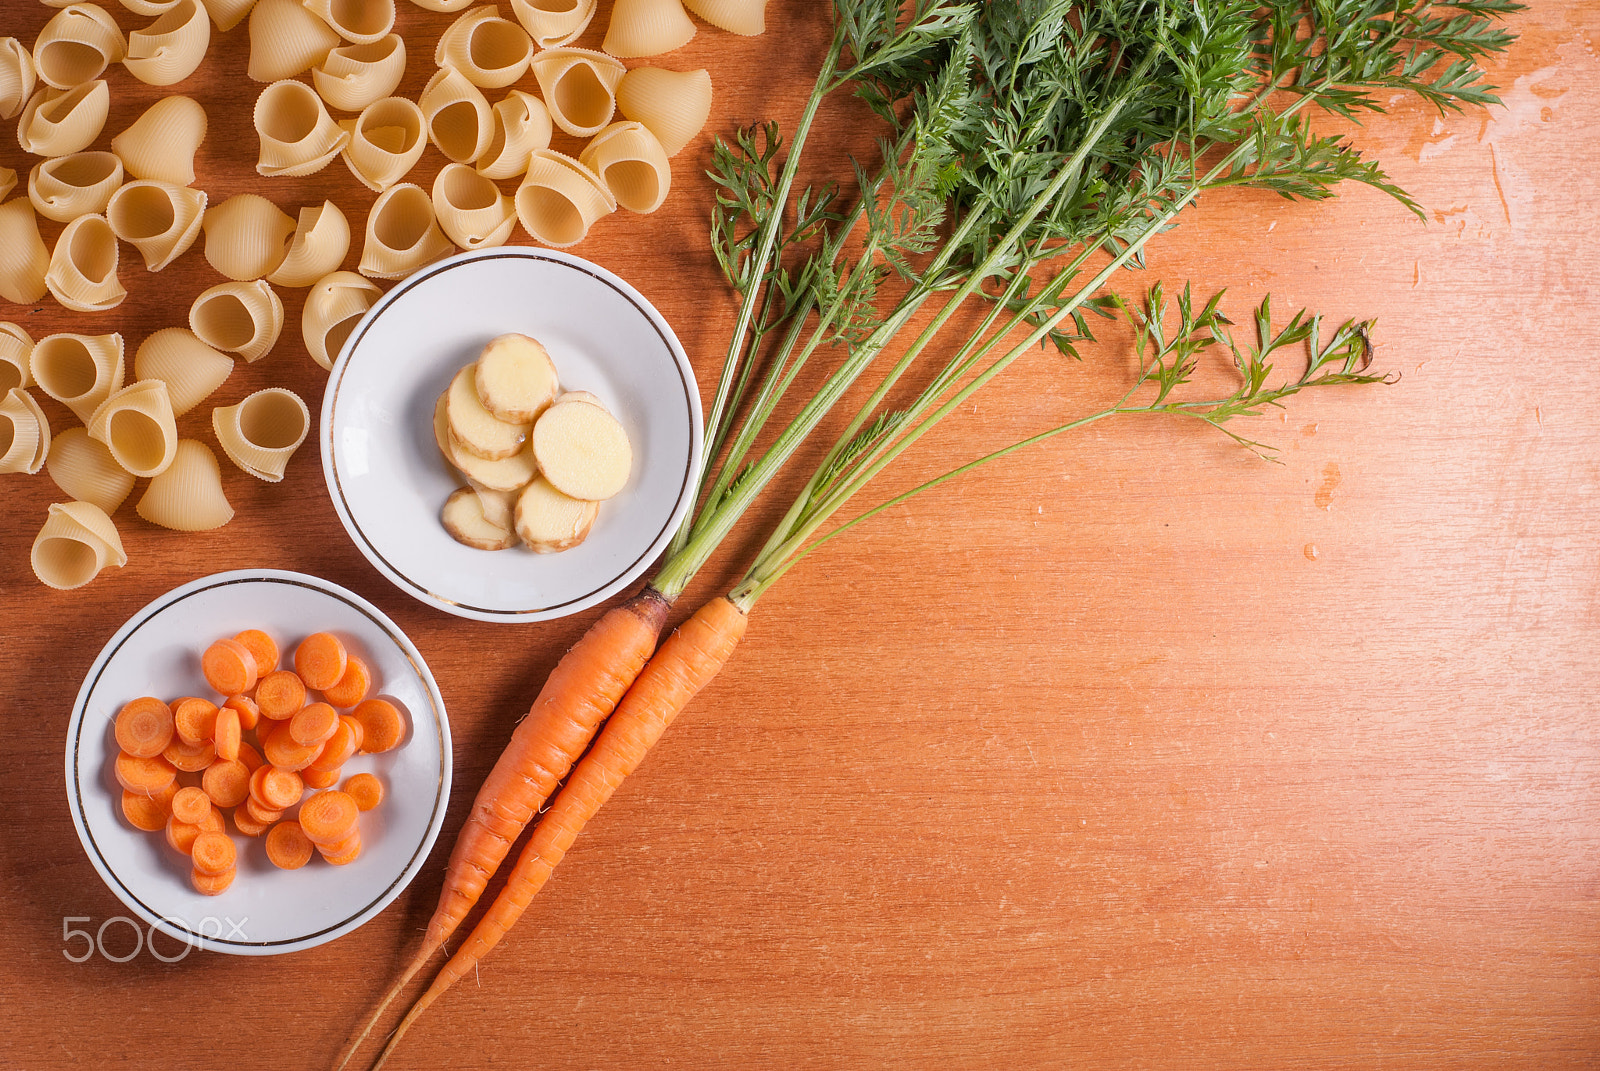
left=265, top=820, right=313, bottom=870
left=245, top=795, right=285, bottom=825
left=224, top=694, right=260, bottom=732
left=256, top=670, right=307, bottom=719
left=349, top=698, right=404, bottom=753
left=233, top=805, right=273, bottom=837
left=202, top=637, right=258, bottom=697
left=343, top=772, right=383, bottom=812
left=294, top=632, right=347, bottom=691
left=170, top=785, right=211, bottom=826
left=262, top=721, right=323, bottom=771
left=320, top=834, right=362, bottom=866
left=376, top=598, right=746, bottom=1066
left=114, top=697, right=174, bottom=758
left=172, top=696, right=219, bottom=746
left=163, top=736, right=215, bottom=773
left=308, top=719, right=359, bottom=772
left=298, top=790, right=358, bottom=845
left=335, top=589, right=669, bottom=1071
left=190, top=866, right=235, bottom=896
left=251, top=764, right=303, bottom=811
left=190, top=830, right=236, bottom=875
left=115, top=751, right=177, bottom=796
left=120, top=784, right=175, bottom=831
left=213, top=704, right=242, bottom=762
left=290, top=701, right=339, bottom=747
left=340, top=713, right=365, bottom=752
left=321, top=655, right=371, bottom=708
left=302, top=765, right=340, bottom=789
left=202, top=758, right=251, bottom=808
left=233, top=628, right=279, bottom=675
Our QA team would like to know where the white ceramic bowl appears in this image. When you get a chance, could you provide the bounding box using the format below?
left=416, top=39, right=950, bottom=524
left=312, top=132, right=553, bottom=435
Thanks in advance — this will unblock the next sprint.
left=65, top=570, right=451, bottom=956
left=321, top=247, right=703, bottom=622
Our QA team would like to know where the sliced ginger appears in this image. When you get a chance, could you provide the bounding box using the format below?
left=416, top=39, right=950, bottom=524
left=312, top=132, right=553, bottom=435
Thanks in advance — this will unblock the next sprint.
left=433, top=391, right=540, bottom=491
left=474, top=334, right=560, bottom=423
left=446, top=364, right=530, bottom=461
left=532, top=399, right=632, bottom=502
left=441, top=486, right=517, bottom=550
left=514, top=477, right=599, bottom=553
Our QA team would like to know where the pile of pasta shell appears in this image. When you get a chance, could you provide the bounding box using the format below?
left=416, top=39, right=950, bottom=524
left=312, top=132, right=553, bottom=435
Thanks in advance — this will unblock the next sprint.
left=0, top=0, right=766, bottom=591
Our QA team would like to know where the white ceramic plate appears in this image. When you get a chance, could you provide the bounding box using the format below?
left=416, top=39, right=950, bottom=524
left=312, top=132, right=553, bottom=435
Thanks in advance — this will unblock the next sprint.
left=65, top=570, right=451, bottom=956
left=321, top=248, right=703, bottom=622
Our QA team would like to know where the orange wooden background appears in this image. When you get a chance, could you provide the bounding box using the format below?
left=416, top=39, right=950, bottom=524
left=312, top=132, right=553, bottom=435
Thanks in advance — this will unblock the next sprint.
left=1, top=2, right=1596, bottom=1068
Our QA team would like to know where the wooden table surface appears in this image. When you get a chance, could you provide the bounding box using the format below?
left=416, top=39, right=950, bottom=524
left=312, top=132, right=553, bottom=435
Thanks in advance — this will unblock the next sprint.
left=2, top=2, right=1596, bottom=1068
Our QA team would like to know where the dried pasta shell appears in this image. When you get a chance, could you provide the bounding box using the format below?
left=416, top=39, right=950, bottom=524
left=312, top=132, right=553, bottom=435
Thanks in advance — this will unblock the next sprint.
left=29, top=151, right=123, bottom=222
left=513, top=149, right=615, bottom=249
left=419, top=66, right=492, bottom=164
left=123, top=0, right=211, bottom=86
left=212, top=386, right=309, bottom=481
left=578, top=121, right=671, bottom=214
left=266, top=200, right=349, bottom=287
left=30, top=331, right=124, bottom=423
left=681, top=0, right=764, bottom=35
left=0, top=388, right=51, bottom=474
left=435, top=6, right=532, bottom=89
left=33, top=5, right=126, bottom=89
left=476, top=89, right=549, bottom=180
left=202, top=193, right=295, bottom=281
left=87, top=378, right=179, bottom=477
left=254, top=79, right=350, bottom=178
left=199, top=0, right=257, bottom=31
left=359, top=182, right=456, bottom=279
left=615, top=65, right=710, bottom=158
left=105, top=179, right=207, bottom=271
left=247, top=0, right=340, bottom=83
left=46, top=213, right=127, bottom=312
left=0, top=199, right=50, bottom=303
left=132, top=327, right=232, bottom=414
left=0, top=39, right=36, bottom=120
left=0, top=166, right=14, bottom=202
left=111, top=95, right=206, bottom=185
left=338, top=95, right=425, bottom=192
left=0, top=323, right=32, bottom=392
left=508, top=0, right=594, bottom=48
left=530, top=47, right=623, bottom=138
left=121, top=0, right=187, bottom=15
left=137, top=438, right=233, bottom=530
left=302, top=270, right=379, bottom=370
left=189, top=279, right=284, bottom=362
left=17, top=81, right=111, bottom=157
left=432, top=162, right=514, bottom=250
left=47, top=426, right=134, bottom=513
left=31, top=500, right=127, bottom=590
left=311, top=34, right=404, bottom=112
left=305, top=0, right=395, bottom=44
left=603, top=0, right=694, bottom=59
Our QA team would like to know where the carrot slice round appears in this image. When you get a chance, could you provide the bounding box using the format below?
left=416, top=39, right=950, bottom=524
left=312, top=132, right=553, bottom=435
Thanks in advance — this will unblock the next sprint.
left=114, top=697, right=174, bottom=758
left=212, top=705, right=242, bottom=762
left=298, top=790, right=359, bottom=844
left=202, top=758, right=251, bottom=808
left=233, top=628, right=279, bottom=675
left=121, top=786, right=174, bottom=831
left=170, top=785, right=211, bottom=826
left=343, top=772, right=384, bottom=812
left=115, top=751, right=177, bottom=795
left=290, top=701, right=339, bottom=747
left=251, top=764, right=304, bottom=811
left=351, top=698, right=405, bottom=753
left=191, top=830, right=237, bottom=875
left=294, top=632, right=348, bottom=692
left=320, top=655, right=372, bottom=708
left=232, top=805, right=273, bottom=837
left=172, top=696, right=219, bottom=746
left=224, top=694, right=259, bottom=732
left=265, top=820, right=314, bottom=870
left=202, top=637, right=259, bottom=697
left=191, top=866, right=235, bottom=896
left=256, top=669, right=308, bottom=720
left=302, top=765, right=340, bottom=789
left=163, top=736, right=215, bottom=772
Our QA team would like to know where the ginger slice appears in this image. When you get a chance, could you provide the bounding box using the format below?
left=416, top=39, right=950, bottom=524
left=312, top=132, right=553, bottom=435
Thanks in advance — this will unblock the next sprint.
left=447, top=363, right=530, bottom=461
left=531, top=398, right=631, bottom=501
left=474, top=333, right=559, bottom=423
left=441, top=485, right=517, bottom=550
left=514, top=475, right=598, bottom=553
left=433, top=390, right=539, bottom=491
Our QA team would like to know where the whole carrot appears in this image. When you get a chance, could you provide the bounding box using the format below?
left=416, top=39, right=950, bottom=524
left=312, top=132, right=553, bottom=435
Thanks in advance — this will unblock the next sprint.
left=372, top=596, right=748, bottom=1068
left=334, top=587, right=671, bottom=1070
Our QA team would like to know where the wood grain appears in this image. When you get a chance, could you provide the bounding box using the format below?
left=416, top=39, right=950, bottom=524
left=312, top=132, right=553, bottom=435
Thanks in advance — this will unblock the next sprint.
left=0, top=2, right=1595, bottom=1068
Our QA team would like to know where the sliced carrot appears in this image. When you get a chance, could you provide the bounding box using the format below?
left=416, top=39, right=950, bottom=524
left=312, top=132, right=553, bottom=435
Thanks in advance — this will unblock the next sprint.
left=121, top=786, right=174, bottom=831
left=213, top=705, right=242, bottom=762
left=172, top=696, right=219, bottom=746
left=115, top=751, right=177, bottom=795
left=343, top=772, right=384, bottom=812
left=236, top=739, right=265, bottom=773
left=166, top=815, right=201, bottom=854
left=224, top=694, right=260, bottom=732
left=233, top=628, right=279, bottom=674
left=320, top=835, right=363, bottom=866
left=203, top=758, right=251, bottom=808
left=263, top=721, right=323, bottom=771
left=290, top=701, right=339, bottom=747
left=295, top=632, right=348, bottom=691
left=340, top=713, right=365, bottom=752
left=351, top=698, right=405, bottom=753
left=191, top=866, right=235, bottom=896
left=171, top=785, right=212, bottom=826
left=201, top=804, right=225, bottom=832
left=265, top=820, right=314, bottom=870
left=232, top=805, right=273, bottom=837
left=321, top=656, right=372, bottom=709
left=298, top=790, right=359, bottom=845
left=308, top=719, right=359, bottom=772
left=202, top=637, right=258, bottom=697
left=114, top=697, right=175, bottom=758
left=256, top=670, right=308, bottom=719
left=302, top=765, right=340, bottom=789
left=191, top=830, right=237, bottom=875
left=163, top=736, right=215, bottom=773
left=251, top=764, right=304, bottom=811
left=246, top=796, right=285, bottom=825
